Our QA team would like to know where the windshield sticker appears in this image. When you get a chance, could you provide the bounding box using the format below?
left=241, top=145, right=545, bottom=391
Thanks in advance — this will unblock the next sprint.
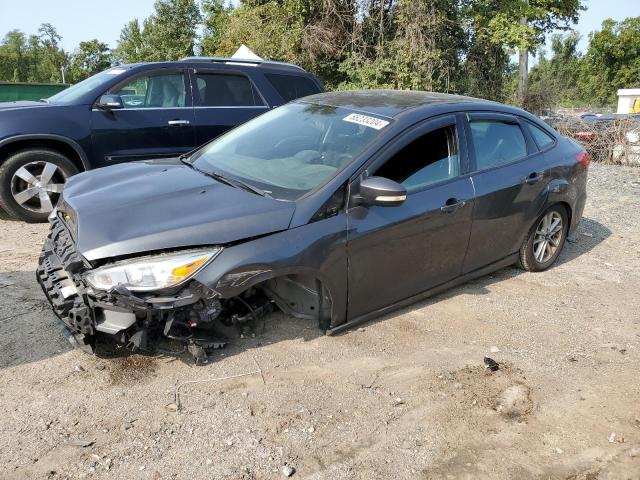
left=343, top=113, right=389, bottom=130
left=106, top=68, right=127, bottom=75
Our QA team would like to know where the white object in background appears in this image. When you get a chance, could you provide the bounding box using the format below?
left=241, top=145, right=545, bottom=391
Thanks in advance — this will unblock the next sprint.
left=616, top=89, right=640, bottom=114
left=232, top=45, right=263, bottom=61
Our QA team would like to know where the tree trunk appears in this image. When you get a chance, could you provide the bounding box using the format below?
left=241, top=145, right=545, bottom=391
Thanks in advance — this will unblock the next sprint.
left=518, top=47, right=528, bottom=104
left=517, top=13, right=528, bottom=105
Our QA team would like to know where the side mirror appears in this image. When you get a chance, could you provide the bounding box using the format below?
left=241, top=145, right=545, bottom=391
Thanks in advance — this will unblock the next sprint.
left=96, top=94, right=124, bottom=110
left=356, top=176, right=407, bottom=207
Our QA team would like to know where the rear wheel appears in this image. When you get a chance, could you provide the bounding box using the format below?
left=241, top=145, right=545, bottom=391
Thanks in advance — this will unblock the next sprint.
left=0, top=149, right=78, bottom=223
left=518, top=204, right=568, bottom=272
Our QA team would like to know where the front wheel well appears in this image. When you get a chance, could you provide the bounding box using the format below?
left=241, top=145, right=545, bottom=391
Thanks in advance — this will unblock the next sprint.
left=0, top=139, right=86, bottom=173
left=241, top=274, right=334, bottom=331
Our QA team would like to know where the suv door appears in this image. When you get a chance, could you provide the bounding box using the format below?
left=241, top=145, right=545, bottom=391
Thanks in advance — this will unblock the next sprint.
left=90, top=69, right=195, bottom=166
left=346, top=115, right=475, bottom=319
left=462, top=113, right=551, bottom=273
left=189, top=69, right=269, bottom=145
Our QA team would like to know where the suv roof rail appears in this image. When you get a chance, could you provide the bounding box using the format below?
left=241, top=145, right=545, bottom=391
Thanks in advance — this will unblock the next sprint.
left=180, top=56, right=306, bottom=72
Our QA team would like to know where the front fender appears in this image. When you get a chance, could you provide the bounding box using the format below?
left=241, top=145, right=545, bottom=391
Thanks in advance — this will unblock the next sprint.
left=0, top=134, right=91, bottom=170
left=193, top=214, right=349, bottom=327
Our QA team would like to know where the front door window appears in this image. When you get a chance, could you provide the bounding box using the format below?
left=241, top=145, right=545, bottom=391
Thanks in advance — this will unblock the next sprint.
left=111, top=73, right=186, bottom=108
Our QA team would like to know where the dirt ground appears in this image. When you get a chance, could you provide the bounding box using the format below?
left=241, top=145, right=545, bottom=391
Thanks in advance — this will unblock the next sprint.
left=0, top=163, right=639, bottom=480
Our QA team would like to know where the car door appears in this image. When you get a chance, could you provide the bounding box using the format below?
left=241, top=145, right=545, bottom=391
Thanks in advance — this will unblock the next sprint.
left=188, top=68, right=269, bottom=145
left=346, top=115, right=475, bottom=319
left=90, top=68, right=196, bottom=166
left=462, top=113, right=551, bottom=273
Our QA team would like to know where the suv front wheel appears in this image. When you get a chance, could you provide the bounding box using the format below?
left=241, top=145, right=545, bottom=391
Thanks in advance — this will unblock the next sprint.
left=0, top=149, right=79, bottom=223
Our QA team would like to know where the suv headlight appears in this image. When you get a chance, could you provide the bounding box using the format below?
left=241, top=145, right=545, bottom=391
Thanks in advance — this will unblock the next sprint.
left=85, top=248, right=222, bottom=292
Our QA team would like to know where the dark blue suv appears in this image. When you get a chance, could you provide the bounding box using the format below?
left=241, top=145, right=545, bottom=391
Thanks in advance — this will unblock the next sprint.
left=0, top=57, right=323, bottom=222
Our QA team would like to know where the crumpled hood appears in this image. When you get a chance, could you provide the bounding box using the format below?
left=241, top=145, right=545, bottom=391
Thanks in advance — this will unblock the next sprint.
left=62, top=161, right=296, bottom=261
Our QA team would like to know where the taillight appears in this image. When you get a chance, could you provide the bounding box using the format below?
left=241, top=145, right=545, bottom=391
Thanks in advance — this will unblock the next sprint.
left=576, top=150, right=590, bottom=169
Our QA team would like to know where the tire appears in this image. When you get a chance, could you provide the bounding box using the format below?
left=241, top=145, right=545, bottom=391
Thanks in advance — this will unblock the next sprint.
left=518, top=204, right=569, bottom=272
left=0, top=149, right=79, bottom=223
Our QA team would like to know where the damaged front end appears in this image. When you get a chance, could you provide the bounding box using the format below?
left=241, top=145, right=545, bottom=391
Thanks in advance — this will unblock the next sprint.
left=36, top=216, right=274, bottom=364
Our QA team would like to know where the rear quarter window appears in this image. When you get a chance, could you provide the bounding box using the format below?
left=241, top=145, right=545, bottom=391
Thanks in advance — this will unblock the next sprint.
left=264, top=73, right=321, bottom=102
left=526, top=122, right=556, bottom=150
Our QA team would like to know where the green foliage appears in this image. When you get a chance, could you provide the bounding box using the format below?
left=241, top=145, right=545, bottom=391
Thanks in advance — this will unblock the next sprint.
left=527, top=17, right=640, bottom=110
left=201, top=0, right=232, bottom=55
left=70, top=40, right=112, bottom=82
left=579, top=17, right=640, bottom=107
left=0, top=0, right=637, bottom=113
left=528, top=32, right=582, bottom=108
left=114, top=0, right=202, bottom=62
left=0, top=24, right=68, bottom=83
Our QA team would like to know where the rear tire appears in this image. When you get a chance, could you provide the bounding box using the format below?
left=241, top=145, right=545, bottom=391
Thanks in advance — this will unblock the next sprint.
left=518, top=204, right=568, bottom=272
left=0, top=149, right=79, bottom=223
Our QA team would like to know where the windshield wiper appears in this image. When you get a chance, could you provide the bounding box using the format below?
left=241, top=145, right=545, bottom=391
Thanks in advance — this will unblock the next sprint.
left=180, top=158, right=272, bottom=198
left=230, top=178, right=273, bottom=198
left=211, top=170, right=272, bottom=198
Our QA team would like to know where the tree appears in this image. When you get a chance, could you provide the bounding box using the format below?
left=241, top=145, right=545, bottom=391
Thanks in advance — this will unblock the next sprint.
left=527, top=32, right=582, bottom=109
left=0, top=30, right=28, bottom=81
left=466, top=0, right=584, bottom=104
left=149, top=0, right=202, bottom=60
left=70, top=40, right=112, bottom=82
left=115, top=0, right=202, bottom=62
left=579, top=17, right=640, bottom=107
left=37, top=23, right=68, bottom=82
left=114, top=19, right=147, bottom=64
left=201, top=0, right=232, bottom=55
left=215, top=0, right=307, bottom=63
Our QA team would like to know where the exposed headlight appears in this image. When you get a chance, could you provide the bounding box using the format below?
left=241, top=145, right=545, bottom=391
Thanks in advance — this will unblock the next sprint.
left=85, top=248, right=222, bottom=292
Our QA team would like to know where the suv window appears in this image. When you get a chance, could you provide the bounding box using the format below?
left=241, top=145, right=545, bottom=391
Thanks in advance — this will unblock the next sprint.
left=112, top=73, right=186, bottom=108
left=526, top=122, right=555, bottom=149
left=374, top=125, right=459, bottom=192
left=264, top=73, right=320, bottom=102
left=469, top=120, right=527, bottom=170
left=194, top=73, right=261, bottom=107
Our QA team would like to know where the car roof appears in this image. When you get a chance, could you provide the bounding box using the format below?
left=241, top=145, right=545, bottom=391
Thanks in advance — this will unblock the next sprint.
left=300, top=90, right=500, bottom=118
left=118, top=58, right=309, bottom=75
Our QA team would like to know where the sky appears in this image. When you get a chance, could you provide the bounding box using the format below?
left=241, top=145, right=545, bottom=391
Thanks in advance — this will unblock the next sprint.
left=0, top=0, right=638, bottom=54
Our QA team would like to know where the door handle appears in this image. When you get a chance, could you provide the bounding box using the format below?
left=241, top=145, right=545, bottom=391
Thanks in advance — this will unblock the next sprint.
left=523, top=171, right=545, bottom=184
left=441, top=198, right=466, bottom=213
left=168, top=119, right=190, bottom=126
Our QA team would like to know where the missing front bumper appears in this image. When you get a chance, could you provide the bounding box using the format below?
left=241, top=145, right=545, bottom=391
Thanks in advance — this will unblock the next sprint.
left=36, top=226, right=273, bottom=363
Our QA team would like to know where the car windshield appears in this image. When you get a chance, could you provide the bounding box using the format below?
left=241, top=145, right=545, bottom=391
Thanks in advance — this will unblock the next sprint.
left=189, top=102, right=390, bottom=200
left=48, top=68, right=128, bottom=105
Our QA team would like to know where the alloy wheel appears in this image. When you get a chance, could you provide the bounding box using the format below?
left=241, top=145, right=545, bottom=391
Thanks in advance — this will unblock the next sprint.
left=10, top=161, right=67, bottom=214
left=533, top=210, right=563, bottom=263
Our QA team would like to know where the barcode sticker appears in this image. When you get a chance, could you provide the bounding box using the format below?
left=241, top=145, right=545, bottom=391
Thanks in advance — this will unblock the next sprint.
left=343, top=113, right=390, bottom=130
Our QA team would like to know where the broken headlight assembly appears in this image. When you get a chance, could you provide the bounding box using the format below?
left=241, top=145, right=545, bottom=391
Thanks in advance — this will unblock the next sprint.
left=85, top=248, right=222, bottom=292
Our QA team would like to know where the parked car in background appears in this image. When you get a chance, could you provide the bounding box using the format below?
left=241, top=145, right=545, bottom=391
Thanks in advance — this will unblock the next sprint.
left=37, top=90, right=589, bottom=362
left=0, top=57, right=323, bottom=222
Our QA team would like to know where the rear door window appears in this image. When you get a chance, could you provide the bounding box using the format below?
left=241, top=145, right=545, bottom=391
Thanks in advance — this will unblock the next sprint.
left=194, top=72, right=262, bottom=107
left=264, top=73, right=321, bottom=102
left=469, top=120, right=527, bottom=170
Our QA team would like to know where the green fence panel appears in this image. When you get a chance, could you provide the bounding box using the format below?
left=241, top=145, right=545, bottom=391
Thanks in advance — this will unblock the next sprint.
left=0, top=82, right=70, bottom=102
